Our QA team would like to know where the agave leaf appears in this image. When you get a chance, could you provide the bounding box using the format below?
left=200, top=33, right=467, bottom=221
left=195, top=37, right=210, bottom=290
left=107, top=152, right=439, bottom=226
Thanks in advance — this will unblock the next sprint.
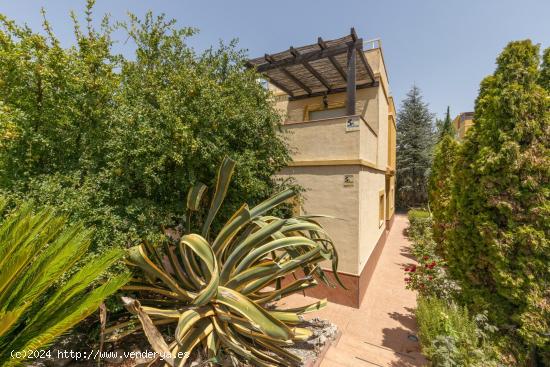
left=248, top=189, right=296, bottom=218
left=276, top=299, right=328, bottom=315
left=211, top=318, right=277, bottom=367
left=165, top=244, right=197, bottom=291
left=255, top=338, right=303, bottom=365
left=231, top=323, right=293, bottom=346
left=174, top=307, right=214, bottom=343
left=186, top=182, right=207, bottom=212
left=201, top=157, right=236, bottom=238
left=205, top=330, right=218, bottom=360
left=127, top=245, right=195, bottom=301
left=220, top=218, right=286, bottom=283
left=237, top=248, right=322, bottom=294
left=215, top=287, right=292, bottom=340
left=141, top=307, right=180, bottom=319
left=173, top=319, right=213, bottom=367
left=178, top=242, right=205, bottom=290
left=179, top=234, right=219, bottom=306
left=253, top=278, right=318, bottom=304
left=234, top=237, right=318, bottom=274
left=121, top=285, right=181, bottom=299
left=211, top=203, right=251, bottom=257
left=268, top=311, right=303, bottom=324
left=225, top=261, right=281, bottom=290
left=228, top=326, right=291, bottom=365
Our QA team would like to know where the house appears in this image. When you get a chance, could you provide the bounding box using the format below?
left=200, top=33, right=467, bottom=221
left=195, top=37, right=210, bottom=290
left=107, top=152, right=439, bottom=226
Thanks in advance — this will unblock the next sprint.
left=248, top=29, right=396, bottom=308
left=453, top=112, right=474, bottom=140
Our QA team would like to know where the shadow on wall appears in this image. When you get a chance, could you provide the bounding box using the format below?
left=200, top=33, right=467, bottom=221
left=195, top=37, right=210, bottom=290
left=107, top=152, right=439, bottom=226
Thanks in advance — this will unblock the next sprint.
left=382, top=307, right=427, bottom=367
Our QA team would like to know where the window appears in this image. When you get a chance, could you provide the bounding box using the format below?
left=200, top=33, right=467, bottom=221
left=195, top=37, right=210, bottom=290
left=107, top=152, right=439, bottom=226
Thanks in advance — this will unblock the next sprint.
left=308, top=107, right=347, bottom=121
left=304, top=101, right=346, bottom=121
left=379, top=190, right=385, bottom=227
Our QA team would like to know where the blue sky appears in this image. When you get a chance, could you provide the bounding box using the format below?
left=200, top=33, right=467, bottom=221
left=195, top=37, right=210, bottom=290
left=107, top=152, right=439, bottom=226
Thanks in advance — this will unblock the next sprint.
left=1, top=0, right=548, bottom=119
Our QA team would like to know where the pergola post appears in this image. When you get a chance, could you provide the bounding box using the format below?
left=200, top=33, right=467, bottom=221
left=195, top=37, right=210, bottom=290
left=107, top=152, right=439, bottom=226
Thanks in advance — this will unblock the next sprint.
left=346, top=45, right=356, bottom=116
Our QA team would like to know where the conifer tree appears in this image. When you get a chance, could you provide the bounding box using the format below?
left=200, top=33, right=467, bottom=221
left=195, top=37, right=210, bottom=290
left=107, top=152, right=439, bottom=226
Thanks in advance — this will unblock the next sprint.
left=436, top=106, right=454, bottom=140
left=396, top=85, right=435, bottom=208
left=446, top=40, right=549, bottom=363
left=429, top=133, right=459, bottom=246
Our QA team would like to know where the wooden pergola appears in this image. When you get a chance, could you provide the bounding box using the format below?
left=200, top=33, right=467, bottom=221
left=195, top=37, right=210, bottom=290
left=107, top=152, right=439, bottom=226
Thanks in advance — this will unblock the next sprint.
left=247, top=28, right=377, bottom=115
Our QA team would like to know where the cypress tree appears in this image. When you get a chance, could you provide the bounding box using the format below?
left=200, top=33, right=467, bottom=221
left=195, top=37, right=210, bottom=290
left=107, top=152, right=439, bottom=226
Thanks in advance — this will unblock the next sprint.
left=429, top=133, right=459, bottom=246
left=436, top=106, right=454, bottom=140
left=396, top=85, right=435, bottom=208
left=447, top=40, right=549, bottom=363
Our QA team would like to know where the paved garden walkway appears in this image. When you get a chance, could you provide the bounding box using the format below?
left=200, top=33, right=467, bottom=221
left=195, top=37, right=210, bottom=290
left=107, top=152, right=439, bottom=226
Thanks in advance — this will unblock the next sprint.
left=280, top=214, right=427, bottom=367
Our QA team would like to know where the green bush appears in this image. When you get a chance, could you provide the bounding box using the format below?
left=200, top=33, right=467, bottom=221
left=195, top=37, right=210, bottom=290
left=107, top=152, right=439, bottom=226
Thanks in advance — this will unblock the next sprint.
left=446, top=40, right=549, bottom=362
left=416, top=297, right=500, bottom=366
left=0, top=4, right=292, bottom=257
left=407, top=209, right=431, bottom=238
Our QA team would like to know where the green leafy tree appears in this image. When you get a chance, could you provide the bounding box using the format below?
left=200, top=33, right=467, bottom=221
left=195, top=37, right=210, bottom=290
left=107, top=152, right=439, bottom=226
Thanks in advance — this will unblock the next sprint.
left=446, top=40, right=549, bottom=364
left=396, top=85, right=435, bottom=208
left=0, top=4, right=292, bottom=255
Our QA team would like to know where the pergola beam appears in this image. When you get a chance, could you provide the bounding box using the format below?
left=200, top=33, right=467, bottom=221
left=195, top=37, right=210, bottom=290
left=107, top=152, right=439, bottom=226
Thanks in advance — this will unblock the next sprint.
left=290, top=47, right=331, bottom=91
left=266, top=77, right=295, bottom=97
left=318, top=36, right=347, bottom=82
left=350, top=27, right=376, bottom=82
left=262, top=53, right=296, bottom=96
left=358, top=49, right=376, bottom=82
left=255, top=39, right=362, bottom=73
left=346, top=44, right=357, bottom=115
left=280, top=67, right=312, bottom=94
left=288, top=81, right=378, bottom=101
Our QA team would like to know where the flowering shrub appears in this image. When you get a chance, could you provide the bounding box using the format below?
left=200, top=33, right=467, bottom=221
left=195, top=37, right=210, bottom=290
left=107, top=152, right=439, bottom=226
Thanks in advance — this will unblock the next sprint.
left=405, top=210, right=458, bottom=300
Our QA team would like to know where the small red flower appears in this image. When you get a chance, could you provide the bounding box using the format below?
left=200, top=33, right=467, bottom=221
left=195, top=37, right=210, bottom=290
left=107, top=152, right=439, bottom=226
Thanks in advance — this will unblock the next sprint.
left=428, top=276, right=434, bottom=280
left=410, top=265, right=417, bottom=272
left=423, top=255, right=429, bottom=260
left=404, top=277, right=410, bottom=282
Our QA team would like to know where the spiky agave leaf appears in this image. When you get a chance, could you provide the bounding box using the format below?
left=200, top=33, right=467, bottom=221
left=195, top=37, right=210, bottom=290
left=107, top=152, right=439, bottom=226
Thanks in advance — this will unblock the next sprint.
left=120, top=157, right=342, bottom=366
left=0, top=200, right=130, bottom=366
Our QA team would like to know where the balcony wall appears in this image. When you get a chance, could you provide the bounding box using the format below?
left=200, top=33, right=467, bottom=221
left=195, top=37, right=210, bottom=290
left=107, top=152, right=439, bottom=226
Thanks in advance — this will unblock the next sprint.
left=282, top=116, right=360, bottom=162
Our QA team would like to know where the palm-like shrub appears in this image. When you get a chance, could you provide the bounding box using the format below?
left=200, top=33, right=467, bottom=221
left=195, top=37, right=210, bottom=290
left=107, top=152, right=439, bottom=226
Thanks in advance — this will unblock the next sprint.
left=0, top=198, right=130, bottom=366
left=121, top=158, right=343, bottom=367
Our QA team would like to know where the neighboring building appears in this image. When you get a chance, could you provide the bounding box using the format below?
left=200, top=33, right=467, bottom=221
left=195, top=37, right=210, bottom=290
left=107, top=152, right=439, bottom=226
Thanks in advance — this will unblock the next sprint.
left=248, top=29, right=396, bottom=308
left=453, top=112, right=474, bottom=140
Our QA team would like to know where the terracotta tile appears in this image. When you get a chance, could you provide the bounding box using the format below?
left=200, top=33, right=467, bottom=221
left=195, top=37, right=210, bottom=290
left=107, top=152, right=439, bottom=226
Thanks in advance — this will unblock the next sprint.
left=278, top=214, right=428, bottom=366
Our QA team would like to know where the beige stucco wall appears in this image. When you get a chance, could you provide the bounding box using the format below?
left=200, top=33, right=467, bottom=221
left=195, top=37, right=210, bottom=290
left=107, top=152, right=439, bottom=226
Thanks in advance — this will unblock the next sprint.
left=270, top=45, right=396, bottom=278
left=377, top=84, right=389, bottom=169
left=358, top=169, right=386, bottom=271
left=283, top=118, right=360, bottom=162
left=277, top=165, right=361, bottom=275
left=360, top=118, right=378, bottom=164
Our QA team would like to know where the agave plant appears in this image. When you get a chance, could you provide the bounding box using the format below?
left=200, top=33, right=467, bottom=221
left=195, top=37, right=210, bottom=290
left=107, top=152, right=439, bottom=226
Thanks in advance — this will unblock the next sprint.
left=0, top=198, right=130, bottom=366
left=120, top=157, right=344, bottom=367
